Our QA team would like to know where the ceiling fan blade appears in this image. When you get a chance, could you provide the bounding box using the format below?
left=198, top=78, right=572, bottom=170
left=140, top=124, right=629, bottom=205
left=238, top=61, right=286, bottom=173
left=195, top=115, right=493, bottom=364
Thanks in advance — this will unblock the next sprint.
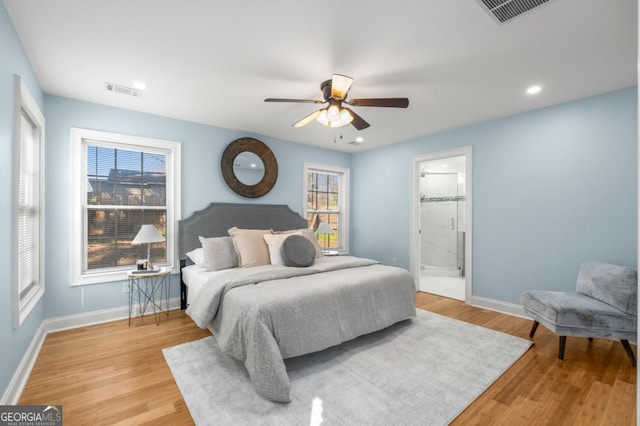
left=347, top=98, right=409, bottom=108
left=292, top=109, right=322, bottom=127
left=331, top=74, right=354, bottom=100
left=343, top=107, right=370, bottom=130
left=265, top=98, right=325, bottom=104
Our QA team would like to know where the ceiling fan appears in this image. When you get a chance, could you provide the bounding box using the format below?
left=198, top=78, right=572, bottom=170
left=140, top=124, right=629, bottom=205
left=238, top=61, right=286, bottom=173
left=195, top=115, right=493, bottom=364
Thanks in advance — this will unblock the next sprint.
left=264, top=74, right=409, bottom=131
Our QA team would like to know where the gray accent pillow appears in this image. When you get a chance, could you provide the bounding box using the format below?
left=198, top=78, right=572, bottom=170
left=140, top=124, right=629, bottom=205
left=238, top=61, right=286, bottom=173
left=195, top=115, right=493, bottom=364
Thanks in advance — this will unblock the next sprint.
left=275, top=228, right=324, bottom=258
left=198, top=236, right=238, bottom=271
left=576, top=260, right=637, bottom=315
left=280, top=235, right=315, bottom=267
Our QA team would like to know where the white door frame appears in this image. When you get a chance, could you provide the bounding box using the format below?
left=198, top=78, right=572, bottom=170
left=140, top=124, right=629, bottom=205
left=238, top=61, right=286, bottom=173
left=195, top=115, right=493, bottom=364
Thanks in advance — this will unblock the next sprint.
left=410, top=146, right=473, bottom=303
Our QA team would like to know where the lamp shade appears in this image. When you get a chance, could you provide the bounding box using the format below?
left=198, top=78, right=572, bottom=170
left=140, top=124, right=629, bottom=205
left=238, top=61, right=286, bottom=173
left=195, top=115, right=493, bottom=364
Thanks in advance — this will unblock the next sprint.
left=316, top=222, right=334, bottom=235
left=132, top=224, right=165, bottom=244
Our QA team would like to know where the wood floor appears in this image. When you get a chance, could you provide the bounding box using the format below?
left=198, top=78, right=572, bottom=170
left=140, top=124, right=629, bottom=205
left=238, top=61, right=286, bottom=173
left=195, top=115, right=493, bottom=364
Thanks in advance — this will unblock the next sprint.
left=20, top=292, right=636, bottom=425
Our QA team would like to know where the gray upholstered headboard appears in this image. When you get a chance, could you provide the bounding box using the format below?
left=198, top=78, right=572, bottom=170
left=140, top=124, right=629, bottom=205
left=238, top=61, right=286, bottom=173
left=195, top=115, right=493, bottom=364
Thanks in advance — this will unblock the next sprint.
left=178, top=203, right=308, bottom=259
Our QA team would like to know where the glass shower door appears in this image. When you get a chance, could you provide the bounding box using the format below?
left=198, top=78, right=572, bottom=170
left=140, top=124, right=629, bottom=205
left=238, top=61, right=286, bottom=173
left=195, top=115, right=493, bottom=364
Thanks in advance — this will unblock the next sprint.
left=420, top=172, right=460, bottom=274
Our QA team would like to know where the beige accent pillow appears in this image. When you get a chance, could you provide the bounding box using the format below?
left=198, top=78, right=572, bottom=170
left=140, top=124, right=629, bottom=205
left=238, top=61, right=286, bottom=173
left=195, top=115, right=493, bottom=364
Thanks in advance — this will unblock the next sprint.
left=263, top=233, right=290, bottom=265
left=276, top=228, right=324, bottom=258
left=228, top=227, right=273, bottom=268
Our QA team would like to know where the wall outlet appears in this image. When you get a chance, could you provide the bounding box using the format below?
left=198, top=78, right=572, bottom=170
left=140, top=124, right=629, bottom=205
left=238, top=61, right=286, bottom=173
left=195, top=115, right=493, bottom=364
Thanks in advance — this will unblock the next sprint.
left=123, top=282, right=130, bottom=293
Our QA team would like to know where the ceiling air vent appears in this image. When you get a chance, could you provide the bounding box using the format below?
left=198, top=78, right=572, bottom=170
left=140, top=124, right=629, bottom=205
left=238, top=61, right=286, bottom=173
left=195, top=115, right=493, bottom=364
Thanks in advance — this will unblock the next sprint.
left=476, top=0, right=553, bottom=24
left=104, top=82, right=143, bottom=97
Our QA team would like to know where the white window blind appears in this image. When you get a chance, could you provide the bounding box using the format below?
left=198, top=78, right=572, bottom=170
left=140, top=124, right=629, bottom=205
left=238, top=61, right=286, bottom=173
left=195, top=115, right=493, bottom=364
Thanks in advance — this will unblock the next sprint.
left=18, top=112, right=40, bottom=301
left=13, top=75, right=45, bottom=328
left=84, top=143, right=168, bottom=272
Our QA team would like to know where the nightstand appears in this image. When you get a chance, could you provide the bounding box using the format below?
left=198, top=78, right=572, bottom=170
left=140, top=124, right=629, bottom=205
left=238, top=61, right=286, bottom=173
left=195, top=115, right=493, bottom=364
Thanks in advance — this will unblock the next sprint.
left=127, top=268, right=170, bottom=326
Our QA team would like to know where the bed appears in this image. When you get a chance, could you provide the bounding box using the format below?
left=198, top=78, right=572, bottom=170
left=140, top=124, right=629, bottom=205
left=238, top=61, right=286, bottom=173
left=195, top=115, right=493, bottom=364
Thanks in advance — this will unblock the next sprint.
left=179, top=202, right=416, bottom=402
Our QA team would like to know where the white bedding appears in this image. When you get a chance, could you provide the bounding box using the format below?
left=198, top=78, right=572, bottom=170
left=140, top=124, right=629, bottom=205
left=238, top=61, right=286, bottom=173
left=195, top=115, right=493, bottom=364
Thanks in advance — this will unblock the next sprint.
left=181, top=264, right=231, bottom=306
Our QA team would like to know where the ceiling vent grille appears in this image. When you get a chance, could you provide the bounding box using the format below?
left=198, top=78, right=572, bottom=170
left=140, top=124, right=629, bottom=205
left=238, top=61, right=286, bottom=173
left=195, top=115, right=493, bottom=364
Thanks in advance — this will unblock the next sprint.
left=476, top=0, right=553, bottom=24
left=104, top=82, right=143, bottom=97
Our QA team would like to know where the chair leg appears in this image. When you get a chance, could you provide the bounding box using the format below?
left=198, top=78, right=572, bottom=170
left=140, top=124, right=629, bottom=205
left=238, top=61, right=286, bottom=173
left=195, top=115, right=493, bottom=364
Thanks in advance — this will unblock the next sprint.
left=620, top=340, right=637, bottom=367
left=558, top=336, right=566, bottom=360
left=529, top=320, right=540, bottom=338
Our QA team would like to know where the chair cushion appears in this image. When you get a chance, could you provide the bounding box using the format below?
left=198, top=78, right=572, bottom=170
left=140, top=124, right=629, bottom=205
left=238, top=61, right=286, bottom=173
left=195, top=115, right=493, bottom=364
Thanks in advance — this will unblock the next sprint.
left=521, top=290, right=637, bottom=340
left=576, top=260, right=637, bottom=315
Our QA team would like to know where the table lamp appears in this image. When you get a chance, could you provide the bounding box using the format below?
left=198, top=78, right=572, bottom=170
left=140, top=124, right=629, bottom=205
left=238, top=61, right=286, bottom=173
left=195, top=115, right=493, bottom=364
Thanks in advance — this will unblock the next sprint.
left=132, top=224, right=165, bottom=269
left=315, top=221, right=334, bottom=253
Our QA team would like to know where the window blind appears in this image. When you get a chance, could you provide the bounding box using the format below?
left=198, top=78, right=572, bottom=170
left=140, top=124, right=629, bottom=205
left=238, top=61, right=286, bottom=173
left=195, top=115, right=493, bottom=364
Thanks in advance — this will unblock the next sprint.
left=83, top=143, right=167, bottom=272
left=18, top=110, right=40, bottom=304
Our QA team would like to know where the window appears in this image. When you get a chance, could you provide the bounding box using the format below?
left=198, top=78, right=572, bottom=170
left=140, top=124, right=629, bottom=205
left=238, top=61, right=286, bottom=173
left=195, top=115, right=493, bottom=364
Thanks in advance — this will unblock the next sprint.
left=13, top=76, right=45, bottom=327
left=303, top=163, right=349, bottom=253
left=71, top=129, right=181, bottom=285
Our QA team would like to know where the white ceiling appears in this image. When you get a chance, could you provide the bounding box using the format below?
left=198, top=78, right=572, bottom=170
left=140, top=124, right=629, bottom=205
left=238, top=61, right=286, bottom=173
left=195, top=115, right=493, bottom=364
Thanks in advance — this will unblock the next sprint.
left=4, top=0, right=637, bottom=152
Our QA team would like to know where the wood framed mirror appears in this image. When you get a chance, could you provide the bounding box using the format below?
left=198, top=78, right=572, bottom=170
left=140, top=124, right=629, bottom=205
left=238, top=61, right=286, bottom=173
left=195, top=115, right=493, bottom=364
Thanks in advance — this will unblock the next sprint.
left=221, top=137, right=278, bottom=198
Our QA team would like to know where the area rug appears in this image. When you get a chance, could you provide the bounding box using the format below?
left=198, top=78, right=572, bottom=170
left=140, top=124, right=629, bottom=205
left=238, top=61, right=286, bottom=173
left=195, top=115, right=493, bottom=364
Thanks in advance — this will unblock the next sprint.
left=163, top=309, right=531, bottom=425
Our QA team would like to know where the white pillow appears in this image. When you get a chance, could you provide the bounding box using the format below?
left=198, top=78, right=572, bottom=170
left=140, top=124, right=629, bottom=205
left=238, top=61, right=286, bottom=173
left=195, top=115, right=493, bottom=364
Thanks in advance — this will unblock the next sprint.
left=198, top=236, right=238, bottom=271
left=185, top=248, right=205, bottom=266
left=263, top=233, right=291, bottom=265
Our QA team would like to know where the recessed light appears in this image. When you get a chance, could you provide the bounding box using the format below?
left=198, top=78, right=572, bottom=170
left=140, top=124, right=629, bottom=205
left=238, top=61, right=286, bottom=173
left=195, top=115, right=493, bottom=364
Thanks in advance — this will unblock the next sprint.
left=348, top=136, right=365, bottom=145
left=526, top=85, right=541, bottom=95
left=133, top=81, right=146, bottom=91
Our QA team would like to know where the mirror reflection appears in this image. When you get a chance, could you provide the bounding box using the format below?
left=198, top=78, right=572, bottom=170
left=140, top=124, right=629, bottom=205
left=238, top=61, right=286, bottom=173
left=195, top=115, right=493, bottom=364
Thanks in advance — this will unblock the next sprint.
left=233, top=152, right=265, bottom=186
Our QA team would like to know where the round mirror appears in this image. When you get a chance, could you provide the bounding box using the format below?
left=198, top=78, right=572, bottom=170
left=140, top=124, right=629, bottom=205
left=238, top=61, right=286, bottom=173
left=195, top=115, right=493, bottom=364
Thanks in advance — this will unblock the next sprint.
left=233, top=152, right=265, bottom=186
left=221, top=138, right=278, bottom=198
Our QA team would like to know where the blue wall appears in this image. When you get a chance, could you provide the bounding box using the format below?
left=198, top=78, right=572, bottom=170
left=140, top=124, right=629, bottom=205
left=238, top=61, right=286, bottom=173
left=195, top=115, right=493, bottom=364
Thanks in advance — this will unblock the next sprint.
left=43, top=95, right=351, bottom=319
left=352, top=88, right=638, bottom=304
left=0, top=3, right=46, bottom=400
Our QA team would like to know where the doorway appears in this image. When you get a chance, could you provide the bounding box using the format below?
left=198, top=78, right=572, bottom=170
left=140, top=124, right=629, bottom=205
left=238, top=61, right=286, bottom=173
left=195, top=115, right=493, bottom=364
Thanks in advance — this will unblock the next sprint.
left=411, top=147, right=472, bottom=302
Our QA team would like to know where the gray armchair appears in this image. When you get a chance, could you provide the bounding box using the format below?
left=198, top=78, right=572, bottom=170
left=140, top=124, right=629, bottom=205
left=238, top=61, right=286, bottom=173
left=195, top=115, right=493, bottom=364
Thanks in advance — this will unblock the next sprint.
left=521, top=260, right=637, bottom=366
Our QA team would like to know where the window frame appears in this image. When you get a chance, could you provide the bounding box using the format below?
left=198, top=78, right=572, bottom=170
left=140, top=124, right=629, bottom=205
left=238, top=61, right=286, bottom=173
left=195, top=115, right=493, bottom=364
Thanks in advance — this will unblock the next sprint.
left=302, top=162, right=350, bottom=254
left=12, top=75, right=46, bottom=328
left=70, top=128, right=181, bottom=286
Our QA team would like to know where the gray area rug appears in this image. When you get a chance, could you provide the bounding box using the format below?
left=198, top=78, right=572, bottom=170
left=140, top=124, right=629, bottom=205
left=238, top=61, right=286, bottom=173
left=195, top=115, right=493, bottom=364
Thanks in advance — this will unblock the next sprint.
left=163, top=309, right=531, bottom=425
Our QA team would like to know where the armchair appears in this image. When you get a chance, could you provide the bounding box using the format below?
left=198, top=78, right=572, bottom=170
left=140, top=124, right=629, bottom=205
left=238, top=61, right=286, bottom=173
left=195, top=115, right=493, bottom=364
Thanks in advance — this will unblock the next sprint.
left=521, top=260, right=637, bottom=366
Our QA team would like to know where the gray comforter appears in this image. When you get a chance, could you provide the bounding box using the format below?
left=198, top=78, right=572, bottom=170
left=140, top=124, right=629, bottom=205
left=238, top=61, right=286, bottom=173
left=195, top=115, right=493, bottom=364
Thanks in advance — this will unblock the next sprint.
left=186, top=256, right=416, bottom=402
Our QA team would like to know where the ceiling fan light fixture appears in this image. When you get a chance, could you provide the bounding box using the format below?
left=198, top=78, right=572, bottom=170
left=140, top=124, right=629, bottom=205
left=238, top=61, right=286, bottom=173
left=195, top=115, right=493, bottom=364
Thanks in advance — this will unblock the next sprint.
left=327, top=104, right=341, bottom=121
left=317, top=109, right=329, bottom=125
left=316, top=107, right=353, bottom=128
left=339, top=108, right=353, bottom=125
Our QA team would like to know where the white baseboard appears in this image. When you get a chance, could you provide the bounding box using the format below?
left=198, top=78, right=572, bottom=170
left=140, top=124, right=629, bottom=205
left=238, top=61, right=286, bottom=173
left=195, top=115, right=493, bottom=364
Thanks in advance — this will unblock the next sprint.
left=469, top=295, right=529, bottom=319
left=1, top=297, right=182, bottom=404
left=1, top=322, right=47, bottom=405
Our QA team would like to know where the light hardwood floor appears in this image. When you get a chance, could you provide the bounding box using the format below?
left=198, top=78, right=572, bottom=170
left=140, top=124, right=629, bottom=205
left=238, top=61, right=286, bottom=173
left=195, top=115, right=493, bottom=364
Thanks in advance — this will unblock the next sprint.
left=20, top=292, right=636, bottom=425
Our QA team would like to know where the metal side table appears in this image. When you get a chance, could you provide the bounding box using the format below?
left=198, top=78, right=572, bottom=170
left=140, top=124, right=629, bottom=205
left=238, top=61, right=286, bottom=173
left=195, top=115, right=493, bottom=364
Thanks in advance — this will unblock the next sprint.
left=127, top=268, right=170, bottom=326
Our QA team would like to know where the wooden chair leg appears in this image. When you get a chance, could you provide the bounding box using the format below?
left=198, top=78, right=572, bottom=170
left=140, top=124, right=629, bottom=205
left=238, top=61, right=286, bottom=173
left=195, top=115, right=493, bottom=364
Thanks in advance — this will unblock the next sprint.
left=529, top=320, right=540, bottom=338
left=558, top=336, right=566, bottom=360
left=620, top=340, right=637, bottom=367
